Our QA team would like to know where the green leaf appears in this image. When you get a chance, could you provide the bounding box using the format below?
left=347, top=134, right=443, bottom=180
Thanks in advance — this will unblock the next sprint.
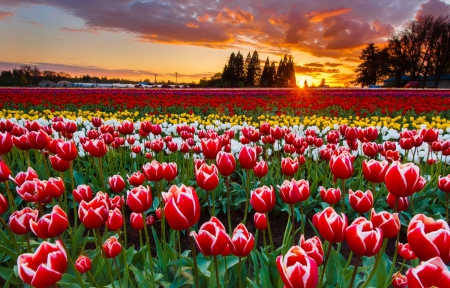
left=325, top=247, right=341, bottom=286
left=58, top=274, right=82, bottom=287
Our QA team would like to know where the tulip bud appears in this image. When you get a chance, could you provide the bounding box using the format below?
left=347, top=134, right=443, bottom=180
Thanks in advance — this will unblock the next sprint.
left=348, top=189, right=373, bottom=214
left=162, top=185, right=200, bottom=230
left=130, top=212, right=144, bottom=230
left=277, top=246, right=318, bottom=288
left=254, top=212, right=268, bottom=230
left=73, top=184, right=93, bottom=203
left=228, top=223, right=254, bottom=257
left=106, top=208, right=124, bottom=231
left=127, top=171, right=145, bottom=187
left=103, top=237, right=122, bottom=258
left=406, top=257, right=450, bottom=288
left=319, top=187, right=341, bottom=205
left=196, top=163, right=219, bottom=191
left=75, top=255, right=91, bottom=274
left=190, top=217, right=230, bottom=256
left=109, top=175, right=125, bottom=193
left=346, top=217, right=383, bottom=256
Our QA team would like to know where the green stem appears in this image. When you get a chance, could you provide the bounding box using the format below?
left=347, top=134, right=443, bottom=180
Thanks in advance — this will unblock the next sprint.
left=87, top=271, right=101, bottom=288
left=383, top=258, right=406, bottom=288
left=25, top=150, right=30, bottom=167
left=300, top=203, right=305, bottom=235
left=265, top=212, right=274, bottom=253
left=341, top=179, right=346, bottom=214
left=360, top=238, right=388, bottom=288
left=213, top=255, right=220, bottom=288
left=385, top=232, right=401, bottom=287
left=25, top=233, right=32, bottom=253
left=187, top=229, right=199, bottom=288
left=226, top=177, right=232, bottom=235
left=157, top=181, right=167, bottom=247
left=318, top=242, right=333, bottom=288
left=4, top=181, right=17, bottom=213
left=0, top=218, right=20, bottom=252
left=447, top=193, right=449, bottom=223
left=121, top=206, right=128, bottom=248
left=212, top=187, right=216, bottom=216
left=243, top=169, right=251, bottom=224
left=238, top=256, right=242, bottom=288
left=343, top=251, right=354, bottom=272
left=98, top=157, right=105, bottom=192
left=263, top=230, right=267, bottom=251
left=348, top=255, right=361, bottom=288
left=42, top=152, right=51, bottom=178
left=142, top=213, right=156, bottom=286
left=290, top=204, right=295, bottom=246
left=114, top=258, right=123, bottom=288
left=58, top=236, right=86, bottom=288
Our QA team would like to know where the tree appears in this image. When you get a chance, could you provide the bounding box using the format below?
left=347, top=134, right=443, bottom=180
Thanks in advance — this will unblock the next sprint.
left=233, top=51, right=245, bottom=86
left=428, top=17, right=450, bottom=87
left=260, top=57, right=271, bottom=87
left=303, top=80, right=308, bottom=88
left=353, top=43, right=391, bottom=87
left=269, top=61, right=277, bottom=87
left=286, top=56, right=296, bottom=86
left=244, top=52, right=252, bottom=86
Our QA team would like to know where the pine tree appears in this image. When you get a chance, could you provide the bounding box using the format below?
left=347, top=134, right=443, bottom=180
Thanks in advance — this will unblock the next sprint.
left=233, top=51, right=245, bottom=86
left=221, top=52, right=236, bottom=86
left=269, top=61, right=276, bottom=87
left=250, top=50, right=262, bottom=86
left=244, top=52, right=252, bottom=86
left=260, top=57, right=270, bottom=87
left=287, top=56, right=297, bottom=86
left=276, top=58, right=285, bottom=86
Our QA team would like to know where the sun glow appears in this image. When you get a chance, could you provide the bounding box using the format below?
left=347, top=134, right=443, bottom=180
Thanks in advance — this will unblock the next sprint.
left=295, top=74, right=316, bottom=88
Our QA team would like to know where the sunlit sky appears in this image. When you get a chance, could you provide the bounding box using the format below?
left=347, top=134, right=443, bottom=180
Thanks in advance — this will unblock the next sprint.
left=1, top=0, right=449, bottom=86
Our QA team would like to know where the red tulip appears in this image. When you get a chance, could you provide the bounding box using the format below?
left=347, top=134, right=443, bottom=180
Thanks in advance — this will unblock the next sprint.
left=142, top=160, right=164, bottom=182
left=364, top=127, right=379, bottom=141
left=329, top=151, right=354, bottom=180
left=392, top=272, right=407, bottom=288
left=216, top=151, right=236, bottom=177
left=190, top=217, right=230, bottom=256
left=18, top=240, right=67, bottom=288
left=49, top=155, right=71, bottom=172
left=386, top=193, right=409, bottom=212
left=44, top=177, right=65, bottom=198
left=319, top=187, right=341, bottom=205
left=130, top=212, right=144, bottom=230
left=83, top=139, right=107, bottom=158
left=106, top=208, right=123, bottom=231
left=0, top=132, right=13, bottom=155
left=438, top=174, right=450, bottom=193
left=162, top=184, right=200, bottom=231
left=131, top=145, right=141, bottom=154
left=27, top=130, right=49, bottom=150
left=299, top=235, right=324, bottom=266
left=271, top=126, right=285, bottom=140
left=126, top=185, right=152, bottom=213
left=0, top=160, right=11, bottom=182
left=421, top=128, right=439, bottom=143
left=254, top=212, right=268, bottom=230
left=228, top=223, right=254, bottom=257
left=370, top=209, right=400, bottom=239
left=9, top=207, right=39, bottom=235
left=260, top=122, right=271, bottom=135
left=278, top=179, right=310, bottom=205
left=109, top=195, right=124, bottom=210
left=407, top=214, right=450, bottom=262
left=348, top=189, right=373, bottom=214
left=250, top=185, right=276, bottom=213
left=362, top=159, right=389, bottom=183
left=78, top=192, right=109, bottom=229
left=201, top=138, right=221, bottom=160
left=385, top=161, right=424, bottom=197
left=346, top=217, right=383, bottom=256
left=362, top=142, right=379, bottom=158
left=276, top=246, right=318, bottom=288
left=73, top=184, right=93, bottom=203
left=253, top=160, right=268, bottom=178
left=109, top=175, right=125, bottom=193
left=0, top=193, right=7, bottom=215
left=56, top=141, right=78, bottom=161
left=103, top=237, right=122, bottom=258
left=281, top=157, right=299, bottom=176
left=196, top=163, right=219, bottom=191
left=30, top=205, right=68, bottom=238
left=75, top=255, right=91, bottom=274
left=326, top=130, right=340, bottom=144
left=150, top=138, right=164, bottom=153
left=399, top=137, right=413, bottom=150
left=406, top=257, right=450, bottom=288
left=397, top=242, right=417, bottom=260
left=162, top=162, right=178, bottom=182
left=238, top=146, right=257, bottom=169
left=13, top=134, right=31, bottom=150
left=127, top=171, right=145, bottom=187
left=315, top=207, right=347, bottom=243
left=146, top=215, right=155, bottom=225
left=14, top=167, right=39, bottom=186
left=118, top=121, right=134, bottom=135
left=16, top=179, right=46, bottom=203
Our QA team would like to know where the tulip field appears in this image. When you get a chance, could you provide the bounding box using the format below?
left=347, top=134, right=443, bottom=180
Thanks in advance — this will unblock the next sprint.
left=1, top=87, right=450, bottom=288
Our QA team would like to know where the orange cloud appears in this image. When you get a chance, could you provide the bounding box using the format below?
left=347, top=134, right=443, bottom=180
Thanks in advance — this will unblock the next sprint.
left=186, top=22, right=199, bottom=28
left=0, top=9, right=14, bottom=20
left=308, top=7, right=352, bottom=22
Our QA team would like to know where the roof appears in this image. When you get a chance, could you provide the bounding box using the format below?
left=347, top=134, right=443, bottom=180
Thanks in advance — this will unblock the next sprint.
left=384, top=74, right=450, bottom=83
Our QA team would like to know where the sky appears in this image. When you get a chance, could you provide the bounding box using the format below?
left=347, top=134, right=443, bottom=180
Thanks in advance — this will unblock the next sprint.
left=0, top=0, right=450, bottom=86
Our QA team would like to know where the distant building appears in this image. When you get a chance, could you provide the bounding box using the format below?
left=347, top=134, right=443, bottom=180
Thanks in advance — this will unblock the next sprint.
left=38, top=80, right=56, bottom=87
left=56, top=81, right=73, bottom=88
left=384, top=75, right=450, bottom=88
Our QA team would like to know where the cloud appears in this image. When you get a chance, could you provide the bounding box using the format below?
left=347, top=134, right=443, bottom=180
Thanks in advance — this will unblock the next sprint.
left=0, top=9, right=14, bottom=20
left=20, top=20, right=42, bottom=27
left=416, top=0, right=450, bottom=19
left=324, top=62, right=343, bottom=67
left=0, top=0, right=434, bottom=64
left=294, top=65, right=340, bottom=74
left=304, top=62, right=324, bottom=67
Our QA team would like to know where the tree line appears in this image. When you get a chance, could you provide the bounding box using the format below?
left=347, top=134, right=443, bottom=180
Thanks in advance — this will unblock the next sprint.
left=0, top=65, right=136, bottom=86
left=199, top=51, right=297, bottom=88
left=354, top=15, right=450, bottom=88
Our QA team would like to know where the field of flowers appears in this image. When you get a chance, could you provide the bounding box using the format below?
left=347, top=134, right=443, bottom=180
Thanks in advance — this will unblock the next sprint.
left=1, top=87, right=450, bottom=288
